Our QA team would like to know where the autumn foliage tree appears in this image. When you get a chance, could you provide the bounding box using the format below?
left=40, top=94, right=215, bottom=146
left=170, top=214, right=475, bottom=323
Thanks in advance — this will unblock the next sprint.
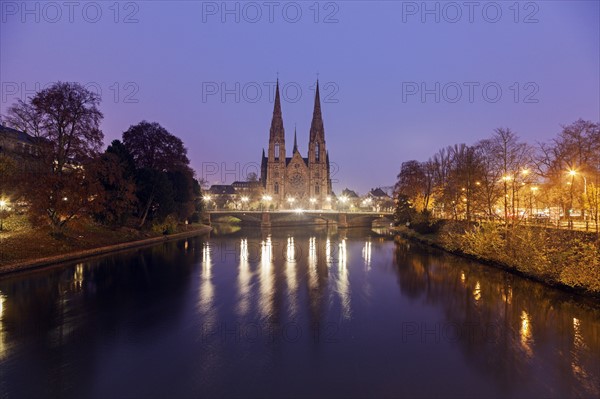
left=6, top=82, right=104, bottom=232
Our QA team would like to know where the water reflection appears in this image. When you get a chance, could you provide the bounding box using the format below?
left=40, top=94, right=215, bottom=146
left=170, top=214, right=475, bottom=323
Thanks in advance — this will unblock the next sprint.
left=362, top=240, right=372, bottom=269
left=394, top=237, right=600, bottom=398
left=259, top=235, right=274, bottom=319
left=199, top=242, right=214, bottom=321
left=237, top=238, right=251, bottom=316
left=0, top=291, right=6, bottom=360
left=285, top=237, right=298, bottom=317
left=0, top=229, right=597, bottom=398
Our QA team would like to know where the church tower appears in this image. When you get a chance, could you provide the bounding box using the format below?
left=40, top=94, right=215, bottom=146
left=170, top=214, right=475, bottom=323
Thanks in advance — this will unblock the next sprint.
left=307, top=81, right=332, bottom=209
left=261, top=78, right=332, bottom=210
left=265, top=80, right=286, bottom=204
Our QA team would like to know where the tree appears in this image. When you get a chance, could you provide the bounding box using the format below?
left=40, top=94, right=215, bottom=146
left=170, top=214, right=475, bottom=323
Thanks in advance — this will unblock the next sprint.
left=123, top=121, right=189, bottom=171
left=488, top=128, right=532, bottom=225
left=122, top=121, right=192, bottom=226
left=92, top=151, right=137, bottom=226
left=5, top=82, right=104, bottom=232
left=538, top=119, right=600, bottom=229
left=394, top=160, right=433, bottom=213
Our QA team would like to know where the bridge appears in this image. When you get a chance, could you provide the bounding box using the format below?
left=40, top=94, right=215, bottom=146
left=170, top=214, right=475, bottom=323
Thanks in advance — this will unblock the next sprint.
left=205, top=210, right=393, bottom=228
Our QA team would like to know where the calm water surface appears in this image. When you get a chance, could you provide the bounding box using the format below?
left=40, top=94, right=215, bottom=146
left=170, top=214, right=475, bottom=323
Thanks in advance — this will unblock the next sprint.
left=0, top=226, right=599, bottom=398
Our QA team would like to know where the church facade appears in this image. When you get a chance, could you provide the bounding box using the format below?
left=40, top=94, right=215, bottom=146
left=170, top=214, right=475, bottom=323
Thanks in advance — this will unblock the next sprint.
left=260, top=81, right=332, bottom=210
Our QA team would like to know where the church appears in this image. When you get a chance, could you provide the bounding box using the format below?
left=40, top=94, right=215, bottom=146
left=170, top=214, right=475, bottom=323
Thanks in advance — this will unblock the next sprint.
left=260, top=80, right=332, bottom=210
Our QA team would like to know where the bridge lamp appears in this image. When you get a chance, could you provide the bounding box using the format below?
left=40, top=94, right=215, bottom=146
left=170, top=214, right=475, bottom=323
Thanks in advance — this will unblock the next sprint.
left=241, top=196, right=249, bottom=203
left=339, top=196, right=348, bottom=203
left=203, top=195, right=212, bottom=202
left=287, top=197, right=295, bottom=204
left=310, top=198, right=316, bottom=204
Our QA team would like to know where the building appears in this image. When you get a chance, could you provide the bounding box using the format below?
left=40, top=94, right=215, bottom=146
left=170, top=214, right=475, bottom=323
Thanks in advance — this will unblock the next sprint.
left=0, top=125, right=40, bottom=160
left=260, top=80, right=332, bottom=210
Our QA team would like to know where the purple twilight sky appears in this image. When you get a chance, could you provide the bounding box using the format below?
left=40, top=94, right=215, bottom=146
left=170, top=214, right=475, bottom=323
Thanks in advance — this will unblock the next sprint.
left=1, top=1, right=599, bottom=194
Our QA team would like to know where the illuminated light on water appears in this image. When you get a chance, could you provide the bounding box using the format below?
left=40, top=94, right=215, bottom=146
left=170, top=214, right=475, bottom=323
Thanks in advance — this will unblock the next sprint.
left=326, top=238, right=332, bottom=267
left=0, top=292, right=6, bottom=360
left=286, top=237, right=298, bottom=315
left=473, top=281, right=481, bottom=301
left=502, top=286, right=513, bottom=304
left=286, top=237, right=296, bottom=261
left=184, top=240, right=189, bottom=251
left=520, top=310, right=533, bottom=357
left=73, top=263, right=84, bottom=290
left=338, top=238, right=347, bottom=270
left=570, top=317, right=596, bottom=393
left=362, top=241, right=372, bottom=269
left=460, top=272, right=466, bottom=285
left=337, top=239, right=351, bottom=319
left=199, top=242, right=214, bottom=317
left=237, top=238, right=251, bottom=316
left=259, top=236, right=274, bottom=317
left=308, top=237, right=318, bottom=292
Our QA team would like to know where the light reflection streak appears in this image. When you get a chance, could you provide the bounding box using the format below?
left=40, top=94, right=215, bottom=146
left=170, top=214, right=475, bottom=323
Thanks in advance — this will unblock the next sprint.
left=237, top=238, right=251, bottom=316
left=0, top=292, right=6, bottom=360
left=259, top=236, right=274, bottom=318
left=520, top=310, right=533, bottom=357
left=362, top=240, right=371, bottom=269
left=73, top=263, right=84, bottom=290
left=473, top=281, right=481, bottom=302
left=286, top=237, right=298, bottom=316
left=308, top=237, right=318, bottom=291
left=199, top=242, right=215, bottom=321
left=337, top=238, right=351, bottom=319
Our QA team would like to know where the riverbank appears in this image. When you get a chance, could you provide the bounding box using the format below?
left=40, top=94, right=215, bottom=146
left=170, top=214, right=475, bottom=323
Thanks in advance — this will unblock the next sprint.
left=394, top=222, right=600, bottom=298
left=0, top=217, right=211, bottom=276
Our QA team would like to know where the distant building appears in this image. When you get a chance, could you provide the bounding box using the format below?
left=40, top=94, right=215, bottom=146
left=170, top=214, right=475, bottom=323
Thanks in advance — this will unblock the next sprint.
left=260, top=80, right=332, bottom=210
left=367, top=188, right=393, bottom=212
left=0, top=125, right=40, bottom=160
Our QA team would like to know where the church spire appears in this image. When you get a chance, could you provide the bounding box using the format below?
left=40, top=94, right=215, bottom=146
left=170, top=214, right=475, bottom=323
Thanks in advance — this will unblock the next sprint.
left=293, top=124, right=298, bottom=153
left=309, top=80, right=324, bottom=142
left=269, top=79, right=284, bottom=140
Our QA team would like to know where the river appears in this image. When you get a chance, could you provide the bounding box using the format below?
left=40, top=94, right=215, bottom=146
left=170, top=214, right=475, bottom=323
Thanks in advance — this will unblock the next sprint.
left=0, top=226, right=598, bottom=398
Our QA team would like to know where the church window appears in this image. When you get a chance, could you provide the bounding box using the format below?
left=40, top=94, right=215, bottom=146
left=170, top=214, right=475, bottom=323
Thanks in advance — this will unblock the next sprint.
left=274, top=182, right=279, bottom=194
left=315, top=184, right=320, bottom=194
left=274, top=143, right=280, bottom=160
left=315, top=143, right=320, bottom=161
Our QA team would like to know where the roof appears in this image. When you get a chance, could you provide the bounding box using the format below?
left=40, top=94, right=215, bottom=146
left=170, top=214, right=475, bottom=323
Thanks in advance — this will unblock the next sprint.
left=208, top=185, right=236, bottom=195
left=341, top=188, right=359, bottom=198
left=369, top=188, right=390, bottom=198
left=232, top=181, right=261, bottom=189
left=285, top=157, right=309, bottom=166
left=0, top=125, right=37, bottom=144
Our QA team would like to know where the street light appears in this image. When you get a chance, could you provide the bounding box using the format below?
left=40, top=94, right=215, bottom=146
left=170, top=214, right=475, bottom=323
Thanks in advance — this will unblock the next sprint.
left=309, top=197, right=317, bottom=209
left=287, top=197, right=295, bottom=209
left=241, top=196, right=249, bottom=210
left=339, top=195, right=348, bottom=212
left=261, top=195, right=272, bottom=212
left=202, top=195, right=213, bottom=210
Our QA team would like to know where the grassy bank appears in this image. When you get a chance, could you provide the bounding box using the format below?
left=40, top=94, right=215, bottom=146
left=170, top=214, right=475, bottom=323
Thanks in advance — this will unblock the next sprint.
left=0, top=214, right=211, bottom=273
left=394, top=221, right=600, bottom=296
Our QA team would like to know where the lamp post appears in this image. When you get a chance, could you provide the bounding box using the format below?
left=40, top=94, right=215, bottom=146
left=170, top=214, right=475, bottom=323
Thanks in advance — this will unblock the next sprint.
left=241, top=196, right=249, bottom=210
left=309, top=197, right=317, bottom=210
left=287, top=197, right=295, bottom=209
left=339, top=195, right=348, bottom=212
left=203, top=195, right=212, bottom=211
left=261, top=195, right=272, bottom=212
